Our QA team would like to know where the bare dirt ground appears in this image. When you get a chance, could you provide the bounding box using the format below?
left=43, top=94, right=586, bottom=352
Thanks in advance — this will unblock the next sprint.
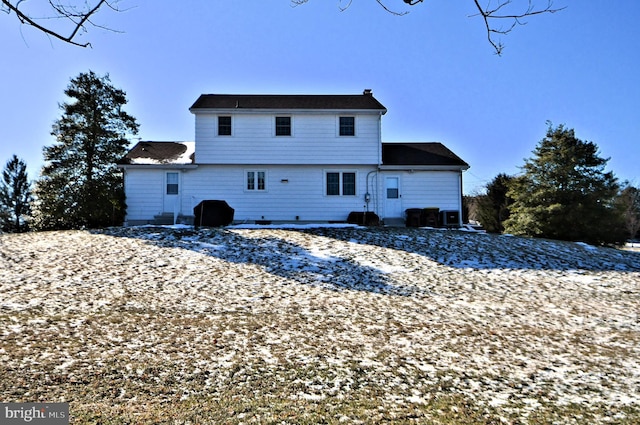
left=1, top=226, right=639, bottom=424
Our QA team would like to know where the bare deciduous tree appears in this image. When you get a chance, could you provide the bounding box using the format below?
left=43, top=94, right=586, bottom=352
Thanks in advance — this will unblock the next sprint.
left=470, top=0, right=565, bottom=55
left=4, top=1, right=564, bottom=52
left=292, top=0, right=565, bottom=55
left=1, top=0, right=121, bottom=47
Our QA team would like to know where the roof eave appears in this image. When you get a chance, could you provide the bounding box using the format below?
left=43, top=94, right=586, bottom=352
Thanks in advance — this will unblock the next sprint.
left=118, top=164, right=199, bottom=170
left=190, top=107, right=387, bottom=115
left=379, top=165, right=470, bottom=171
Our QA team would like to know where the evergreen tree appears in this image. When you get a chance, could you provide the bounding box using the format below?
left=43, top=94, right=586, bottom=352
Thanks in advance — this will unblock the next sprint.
left=0, top=155, right=32, bottom=232
left=475, top=173, right=513, bottom=233
left=504, top=123, right=626, bottom=245
left=33, top=71, right=138, bottom=230
left=618, top=184, right=640, bottom=240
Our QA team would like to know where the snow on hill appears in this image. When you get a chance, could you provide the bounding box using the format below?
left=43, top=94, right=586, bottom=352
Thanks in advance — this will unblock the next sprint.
left=1, top=225, right=638, bottom=422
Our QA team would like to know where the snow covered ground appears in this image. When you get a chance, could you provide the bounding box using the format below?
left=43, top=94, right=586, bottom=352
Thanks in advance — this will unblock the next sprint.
left=1, top=225, right=639, bottom=423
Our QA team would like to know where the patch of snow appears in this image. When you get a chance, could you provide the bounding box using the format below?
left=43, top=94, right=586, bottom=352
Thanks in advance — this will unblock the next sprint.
left=1, top=226, right=639, bottom=422
left=406, top=395, right=428, bottom=405
left=55, top=360, right=76, bottom=370
left=296, top=393, right=326, bottom=401
left=227, top=223, right=362, bottom=230
left=575, top=241, right=598, bottom=251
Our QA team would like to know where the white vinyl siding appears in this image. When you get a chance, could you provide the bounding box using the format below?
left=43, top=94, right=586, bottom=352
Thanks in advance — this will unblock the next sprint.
left=123, top=167, right=464, bottom=224
left=194, top=113, right=381, bottom=165
left=181, top=165, right=373, bottom=222
left=123, top=169, right=164, bottom=222
left=377, top=170, right=462, bottom=219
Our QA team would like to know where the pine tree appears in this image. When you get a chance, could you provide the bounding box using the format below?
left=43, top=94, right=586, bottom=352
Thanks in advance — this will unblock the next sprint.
left=0, top=155, right=32, bottom=232
left=504, top=124, right=626, bottom=245
left=475, top=173, right=513, bottom=233
left=33, top=71, right=138, bottom=230
left=618, top=184, right=640, bottom=240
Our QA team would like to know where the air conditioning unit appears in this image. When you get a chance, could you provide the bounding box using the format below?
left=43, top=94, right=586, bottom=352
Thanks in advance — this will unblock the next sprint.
left=440, top=210, right=460, bottom=228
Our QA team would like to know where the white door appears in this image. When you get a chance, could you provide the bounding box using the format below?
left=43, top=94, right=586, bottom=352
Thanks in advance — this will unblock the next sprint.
left=385, top=176, right=402, bottom=218
left=163, top=172, right=181, bottom=214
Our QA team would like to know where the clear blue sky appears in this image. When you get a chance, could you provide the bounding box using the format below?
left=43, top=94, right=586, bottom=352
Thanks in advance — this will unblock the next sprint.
left=1, top=0, right=638, bottom=194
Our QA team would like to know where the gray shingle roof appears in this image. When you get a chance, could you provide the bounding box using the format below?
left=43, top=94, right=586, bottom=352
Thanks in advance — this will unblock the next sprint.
left=118, top=142, right=195, bottom=165
left=118, top=142, right=468, bottom=169
left=382, top=143, right=469, bottom=168
left=190, top=92, right=387, bottom=112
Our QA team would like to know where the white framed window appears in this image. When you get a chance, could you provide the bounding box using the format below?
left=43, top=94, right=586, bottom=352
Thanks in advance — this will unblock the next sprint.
left=166, top=172, right=179, bottom=195
left=275, top=116, right=292, bottom=136
left=339, top=116, right=355, bottom=136
left=325, top=171, right=356, bottom=196
left=246, top=170, right=267, bottom=191
left=218, top=116, right=232, bottom=136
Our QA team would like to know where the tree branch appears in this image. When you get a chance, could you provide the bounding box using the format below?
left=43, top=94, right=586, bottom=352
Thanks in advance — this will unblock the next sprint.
left=292, top=0, right=565, bottom=55
left=1, top=0, right=120, bottom=47
left=471, top=0, right=566, bottom=55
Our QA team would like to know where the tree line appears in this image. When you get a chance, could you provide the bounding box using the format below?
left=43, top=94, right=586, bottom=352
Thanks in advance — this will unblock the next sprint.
left=1, top=71, right=638, bottom=246
left=466, top=124, right=640, bottom=245
left=1, top=71, right=138, bottom=233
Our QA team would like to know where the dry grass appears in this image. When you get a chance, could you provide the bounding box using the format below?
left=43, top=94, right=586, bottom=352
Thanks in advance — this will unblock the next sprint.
left=1, top=226, right=639, bottom=423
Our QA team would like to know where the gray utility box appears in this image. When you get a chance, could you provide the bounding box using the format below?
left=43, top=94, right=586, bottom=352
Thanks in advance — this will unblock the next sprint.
left=440, top=210, right=460, bottom=228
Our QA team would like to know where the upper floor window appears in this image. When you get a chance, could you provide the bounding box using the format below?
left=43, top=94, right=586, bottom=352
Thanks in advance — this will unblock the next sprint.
left=339, top=116, right=355, bottom=136
left=166, top=172, right=179, bottom=195
left=275, top=116, right=291, bottom=136
left=218, top=116, right=232, bottom=136
left=326, top=171, right=356, bottom=196
left=246, top=170, right=266, bottom=191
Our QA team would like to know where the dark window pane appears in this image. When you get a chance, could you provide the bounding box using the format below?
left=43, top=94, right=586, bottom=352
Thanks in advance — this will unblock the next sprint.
left=247, top=171, right=255, bottom=190
left=218, top=116, right=232, bottom=136
left=339, top=116, right=355, bottom=136
left=326, top=172, right=340, bottom=196
left=342, top=172, right=356, bottom=195
left=275, top=116, right=291, bottom=136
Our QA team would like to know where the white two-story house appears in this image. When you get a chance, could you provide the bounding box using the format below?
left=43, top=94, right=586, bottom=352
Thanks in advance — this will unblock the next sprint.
left=117, top=90, right=469, bottom=226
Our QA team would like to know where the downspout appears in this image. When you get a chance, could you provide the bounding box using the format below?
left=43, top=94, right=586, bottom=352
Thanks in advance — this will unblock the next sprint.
left=459, top=169, right=465, bottom=226
left=378, top=111, right=383, bottom=168
left=366, top=170, right=376, bottom=212
left=364, top=112, right=383, bottom=215
left=376, top=111, right=383, bottom=217
left=122, top=167, right=128, bottom=227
